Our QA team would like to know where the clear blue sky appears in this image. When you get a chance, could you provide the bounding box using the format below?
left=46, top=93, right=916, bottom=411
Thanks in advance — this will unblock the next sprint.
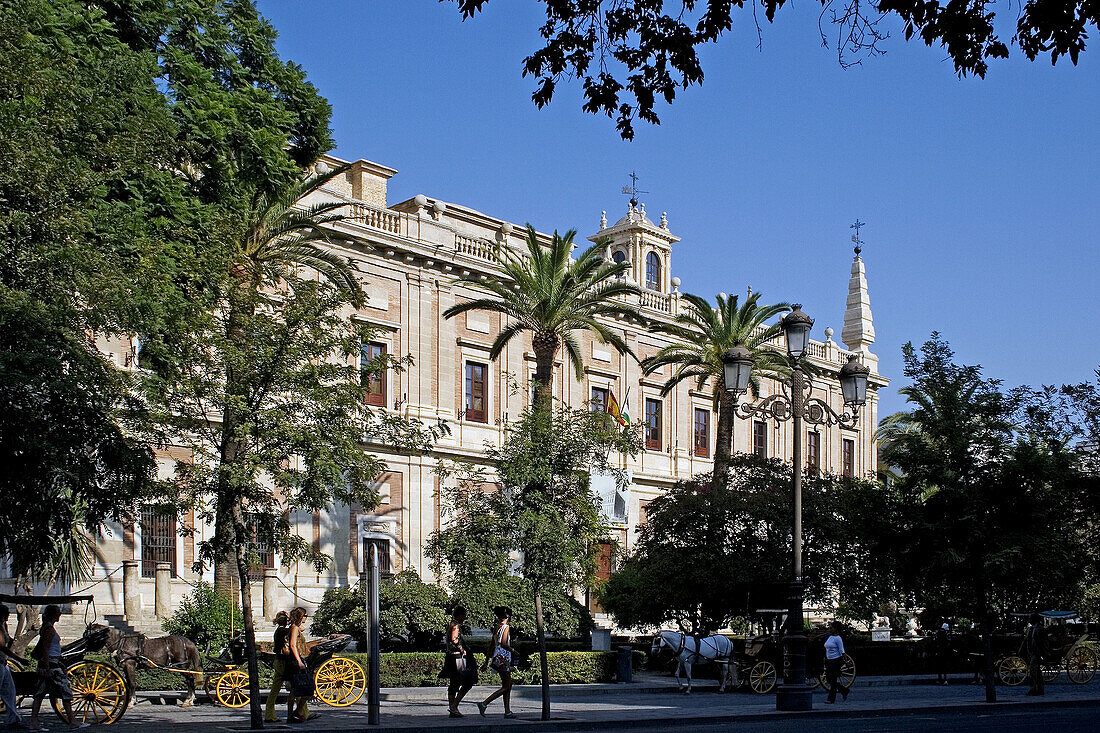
left=260, top=1, right=1099, bottom=418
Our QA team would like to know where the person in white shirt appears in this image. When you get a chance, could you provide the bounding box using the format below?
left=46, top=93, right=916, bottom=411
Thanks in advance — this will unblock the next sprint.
left=824, top=621, right=849, bottom=703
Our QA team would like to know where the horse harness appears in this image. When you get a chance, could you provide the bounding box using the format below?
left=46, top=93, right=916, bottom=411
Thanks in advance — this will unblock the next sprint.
left=671, top=632, right=723, bottom=664
left=109, top=631, right=172, bottom=668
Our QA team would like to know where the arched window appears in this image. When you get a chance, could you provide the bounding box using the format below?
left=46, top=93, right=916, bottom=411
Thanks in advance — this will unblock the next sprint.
left=646, top=252, right=662, bottom=291
left=612, top=250, right=627, bottom=264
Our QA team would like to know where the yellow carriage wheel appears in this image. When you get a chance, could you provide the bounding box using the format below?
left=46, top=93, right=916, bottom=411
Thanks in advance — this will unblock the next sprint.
left=997, top=656, right=1028, bottom=686
left=749, top=660, right=777, bottom=694
left=1066, top=647, right=1097, bottom=685
left=314, top=657, right=367, bottom=707
left=203, top=672, right=221, bottom=701
left=0, top=659, right=23, bottom=714
left=215, top=669, right=251, bottom=708
left=55, top=661, right=128, bottom=725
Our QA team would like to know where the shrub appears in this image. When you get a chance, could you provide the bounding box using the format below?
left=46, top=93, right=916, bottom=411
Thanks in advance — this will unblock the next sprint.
left=333, top=650, right=642, bottom=687
left=162, top=582, right=241, bottom=653
left=311, top=568, right=449, bottom=651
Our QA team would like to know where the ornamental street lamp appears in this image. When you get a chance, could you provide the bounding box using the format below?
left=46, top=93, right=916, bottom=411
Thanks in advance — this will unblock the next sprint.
left=721, top=305, right=869, bottom=711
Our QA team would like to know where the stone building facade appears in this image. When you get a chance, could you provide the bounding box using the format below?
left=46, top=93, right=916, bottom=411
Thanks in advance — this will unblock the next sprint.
left=1, top=153, right=887, bottom=634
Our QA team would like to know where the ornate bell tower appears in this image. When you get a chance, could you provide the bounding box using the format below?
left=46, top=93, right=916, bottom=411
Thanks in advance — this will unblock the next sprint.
left=588, top=202, right=679, bottom=293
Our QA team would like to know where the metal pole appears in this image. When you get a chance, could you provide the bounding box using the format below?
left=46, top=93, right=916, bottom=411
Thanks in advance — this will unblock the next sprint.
left=777, top=364, right=812, bottom=711
left=368, top=543, right=381, bottom=725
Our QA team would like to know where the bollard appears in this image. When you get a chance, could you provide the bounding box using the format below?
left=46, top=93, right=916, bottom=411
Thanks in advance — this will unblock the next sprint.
left=154, top=562, right=171, bottom=618
left=122, top=559, right=140, bottom=622
left=617, top=645, right=633, bottom=683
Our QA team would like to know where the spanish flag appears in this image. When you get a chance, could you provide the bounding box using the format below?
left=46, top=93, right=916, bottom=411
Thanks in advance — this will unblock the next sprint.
left=607, top=390, right=630, bottom=427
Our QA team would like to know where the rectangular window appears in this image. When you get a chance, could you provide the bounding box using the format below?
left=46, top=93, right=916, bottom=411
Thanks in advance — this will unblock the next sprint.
left=591, top=386, right=609, bottom=413
left=807, top=431, right=821, bottom=472
left=140, top=507, right=176, bottom=578
left=361, top=341, right=387, bottom=407
left=694, top=408, right=710, bottom=458
left=644, top=398, right=662, bottom=451
left=753, top=420, right=768, bottom=458
left=843, top=438, right=855, bottom=477
left=245, top=514, right=275, bottom=582
left=362, top=537, right=392, bottom=576
left=464, top=361, right=487, bottom=422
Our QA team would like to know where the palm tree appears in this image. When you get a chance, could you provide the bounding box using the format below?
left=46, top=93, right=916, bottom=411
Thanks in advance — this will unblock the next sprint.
left=442, top=225, right=640, bottom=405
left=640, top=292, right=790, bottom=490
left=442, top=224, right=639, bottom=720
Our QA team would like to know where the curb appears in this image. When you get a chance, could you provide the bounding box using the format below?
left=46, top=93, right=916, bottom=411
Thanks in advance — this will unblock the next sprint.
left=358, top=696, right=1100, bottom=733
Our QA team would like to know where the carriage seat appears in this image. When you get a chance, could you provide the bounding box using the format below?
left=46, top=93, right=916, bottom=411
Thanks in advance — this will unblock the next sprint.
left=745, top=636, right=768, bottom=658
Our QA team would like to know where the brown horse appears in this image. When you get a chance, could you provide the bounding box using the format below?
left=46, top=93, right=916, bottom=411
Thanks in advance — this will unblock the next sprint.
left=86, top=624, right=202, bottom=707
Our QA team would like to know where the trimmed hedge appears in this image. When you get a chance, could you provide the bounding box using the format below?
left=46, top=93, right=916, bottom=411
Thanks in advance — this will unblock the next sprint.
left=108, top=650, right=641, bottom=691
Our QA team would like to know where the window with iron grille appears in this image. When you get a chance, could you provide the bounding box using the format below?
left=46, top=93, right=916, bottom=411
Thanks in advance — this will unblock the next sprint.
left=361, top=341, right=387, bottom=407
left=807, top=431, right=821, bottom=472
left=753, top=420, right=768, bottom=458
left=694, top=408, right=710, bottom=458
left=591, top=386, right=609, bottom=413
left=140, top=507, right=176, bottom=578
left=247, top=515, right=275, bottom=582
left=362, top=537, right=392, bottom=576
left=843, top=438, right=855, bottom=477
left=644, top=398, right=662, bottom=450
left=645, top=252, right=661, bottom=291
left=465, top=361, right=487, bottom=422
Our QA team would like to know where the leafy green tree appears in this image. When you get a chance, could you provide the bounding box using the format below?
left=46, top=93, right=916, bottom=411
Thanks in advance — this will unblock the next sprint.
left=429, top=405, right=639, bottom=719
left=640, top=292, right=789, bottom=489
left=598, top=455, right=899, bottom=632
left=884, top=334, right=1098, bottom=701
left=442, top=225, right=639, bottom=405
left=448, top=1, right=1095, bottom=139
left=0, top=0, right=193, bottom=586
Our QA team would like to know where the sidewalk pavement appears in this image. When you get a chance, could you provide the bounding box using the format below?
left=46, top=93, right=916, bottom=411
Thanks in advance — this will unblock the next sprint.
left=104, top=673, right=1100, bottom=732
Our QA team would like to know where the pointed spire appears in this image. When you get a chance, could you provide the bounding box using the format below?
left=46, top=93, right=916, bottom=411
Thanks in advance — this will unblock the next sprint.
left=841, top=248, right=875, bottom=353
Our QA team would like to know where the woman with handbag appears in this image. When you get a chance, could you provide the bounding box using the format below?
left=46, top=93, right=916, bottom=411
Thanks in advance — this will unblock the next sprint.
left=439, top=606, right=475, bottom=717
left=264, top=610, right=290, bottom=722
left=477, top=606, right=515, bottom=718
left=287, top=607, right=319, bottom=723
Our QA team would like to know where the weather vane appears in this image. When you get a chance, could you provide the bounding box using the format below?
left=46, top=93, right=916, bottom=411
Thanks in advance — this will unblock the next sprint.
left=621, top=171, right=648, bottom=209
left=850, top=219, right=866, bottom=255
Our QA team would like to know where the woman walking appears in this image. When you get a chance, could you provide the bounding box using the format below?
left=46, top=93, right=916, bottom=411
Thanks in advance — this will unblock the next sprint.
left=439, top=607, right=475, bottom=718
left=287, top=607, right=318, bottom=723
left=264, top=611, right=290, bottom=722
left=477, top=607, right=515, bottom=719
left=823, top=621, right=850, bottom=703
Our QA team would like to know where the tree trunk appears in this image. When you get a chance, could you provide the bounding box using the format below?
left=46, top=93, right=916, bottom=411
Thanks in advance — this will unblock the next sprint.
left=531, top=332, right=559, bottom=409
left=534, top=588, right=550, bottom=721
left=711, top=388, right=736, bottom=491
left=214, top=294, right=251, bottom=598
left=232, top=505, right=265, bottom=728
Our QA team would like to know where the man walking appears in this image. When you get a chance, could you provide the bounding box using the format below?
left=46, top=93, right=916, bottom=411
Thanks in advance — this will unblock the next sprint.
left=1026, top=613, right=1046, bottom=696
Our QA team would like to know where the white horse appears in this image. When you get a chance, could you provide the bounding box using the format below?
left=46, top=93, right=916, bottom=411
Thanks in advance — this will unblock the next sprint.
left=651, top=630, right=735, bottom=694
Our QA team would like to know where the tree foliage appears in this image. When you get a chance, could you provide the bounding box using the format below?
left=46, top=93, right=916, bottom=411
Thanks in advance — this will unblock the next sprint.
left=0, top=0, right=194, bottom=579
left=883, top=334, right=1099, bottom=622
left=641, top=292, right=789, bottom=488
left=449, top=0, right=1096, bottom=139
left=442, top=225, right=639, bottom=403
left=598, top=455, right=899, bottom=633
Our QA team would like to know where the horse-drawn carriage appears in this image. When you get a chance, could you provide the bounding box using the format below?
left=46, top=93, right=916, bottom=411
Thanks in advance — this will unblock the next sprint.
left=0, top=593, right=130, bottom=726
left=205, top=631, right=366, bottom=708
left=995, top=611, right=1097, bottom=686
left=651, top=627, right=856, bottom=695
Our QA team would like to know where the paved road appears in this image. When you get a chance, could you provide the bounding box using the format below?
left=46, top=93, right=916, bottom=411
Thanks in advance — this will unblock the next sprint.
left=612, top=704, right=1100, bottom=732
left=18, top=676, right=1100, bottom=731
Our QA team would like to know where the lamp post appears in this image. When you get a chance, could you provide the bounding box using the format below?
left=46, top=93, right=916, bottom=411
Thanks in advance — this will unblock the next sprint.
left=721, top=305, right=870, bottom=711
